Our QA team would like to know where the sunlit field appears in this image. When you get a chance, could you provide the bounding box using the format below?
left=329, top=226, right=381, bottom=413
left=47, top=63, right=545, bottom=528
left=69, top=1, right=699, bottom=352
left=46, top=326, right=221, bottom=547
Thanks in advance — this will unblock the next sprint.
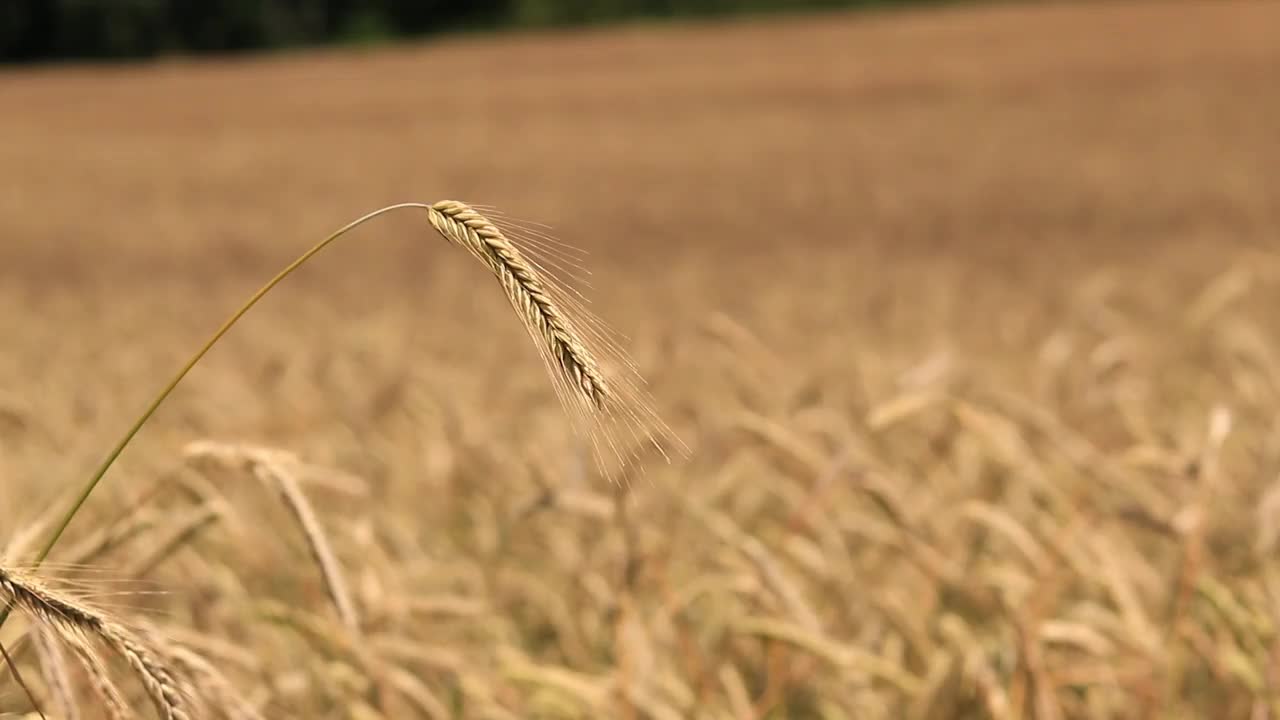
left=3, top=1, right=1280, bottom=717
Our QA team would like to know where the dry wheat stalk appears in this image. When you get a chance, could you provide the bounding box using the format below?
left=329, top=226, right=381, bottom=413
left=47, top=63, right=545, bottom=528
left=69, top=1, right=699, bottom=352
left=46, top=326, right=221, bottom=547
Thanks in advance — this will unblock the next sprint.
left=183, top=441, right=360, bottom=635
left=0, top=563, right=191, bottom=720
left=252, top=456, right=360, bottom=635
left=127, top=502, right=225, bottom=579
left=162, top=642, right=265, bottom=720
left=32, top=625, right=79, bottom=720
left=72, top=642, right=129, bottom=720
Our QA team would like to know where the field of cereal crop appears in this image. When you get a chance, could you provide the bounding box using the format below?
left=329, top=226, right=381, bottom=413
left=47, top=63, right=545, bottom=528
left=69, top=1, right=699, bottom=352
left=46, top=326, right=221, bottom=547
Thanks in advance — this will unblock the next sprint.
left=3, top=1, right=1280, bottom=717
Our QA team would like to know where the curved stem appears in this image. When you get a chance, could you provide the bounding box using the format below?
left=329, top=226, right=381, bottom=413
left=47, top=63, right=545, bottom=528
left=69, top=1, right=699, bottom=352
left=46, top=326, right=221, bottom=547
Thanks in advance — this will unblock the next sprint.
left=0, top=202, right=430, bottom=632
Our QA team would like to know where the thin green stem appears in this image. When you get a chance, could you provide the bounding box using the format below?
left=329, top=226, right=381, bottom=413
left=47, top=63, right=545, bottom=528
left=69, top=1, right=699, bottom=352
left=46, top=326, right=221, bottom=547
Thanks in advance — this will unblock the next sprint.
left=0, top=203, right=429, bottom=633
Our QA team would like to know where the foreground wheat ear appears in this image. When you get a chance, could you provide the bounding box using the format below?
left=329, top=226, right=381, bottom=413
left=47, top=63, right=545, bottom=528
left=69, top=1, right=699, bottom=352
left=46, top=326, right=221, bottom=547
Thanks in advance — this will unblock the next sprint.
left=0, top=563, right=192, bottom=719
left=0, top=200, right=681, bottom=632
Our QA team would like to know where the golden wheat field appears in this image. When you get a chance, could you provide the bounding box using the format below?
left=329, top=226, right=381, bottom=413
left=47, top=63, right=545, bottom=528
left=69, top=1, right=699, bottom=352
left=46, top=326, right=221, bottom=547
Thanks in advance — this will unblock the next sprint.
left=3, top=1, right=1280, bottom=717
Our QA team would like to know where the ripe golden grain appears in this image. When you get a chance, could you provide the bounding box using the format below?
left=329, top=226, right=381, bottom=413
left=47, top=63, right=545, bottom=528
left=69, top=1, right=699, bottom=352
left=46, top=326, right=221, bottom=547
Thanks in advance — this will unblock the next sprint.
left=3, top=1, right=1279, bottom=716
left=0, top=564, right=191, bottom=719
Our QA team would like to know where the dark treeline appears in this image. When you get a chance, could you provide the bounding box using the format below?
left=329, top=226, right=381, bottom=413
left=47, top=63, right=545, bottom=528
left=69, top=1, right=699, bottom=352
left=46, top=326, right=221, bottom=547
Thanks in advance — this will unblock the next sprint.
left=0, top=0, right=941, bottom=63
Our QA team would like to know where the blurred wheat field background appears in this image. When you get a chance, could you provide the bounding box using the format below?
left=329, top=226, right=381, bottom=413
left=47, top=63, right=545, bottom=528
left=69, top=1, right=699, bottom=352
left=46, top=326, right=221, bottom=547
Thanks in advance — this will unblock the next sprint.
left=3, top=1, right=1280, bottom=717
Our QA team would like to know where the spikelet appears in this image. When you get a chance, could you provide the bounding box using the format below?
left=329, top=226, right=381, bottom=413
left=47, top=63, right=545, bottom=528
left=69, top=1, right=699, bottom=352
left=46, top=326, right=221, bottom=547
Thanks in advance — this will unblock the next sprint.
left=0, top=563, right=191, bottom=719
left=426, top=201, right=685, bottom=478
